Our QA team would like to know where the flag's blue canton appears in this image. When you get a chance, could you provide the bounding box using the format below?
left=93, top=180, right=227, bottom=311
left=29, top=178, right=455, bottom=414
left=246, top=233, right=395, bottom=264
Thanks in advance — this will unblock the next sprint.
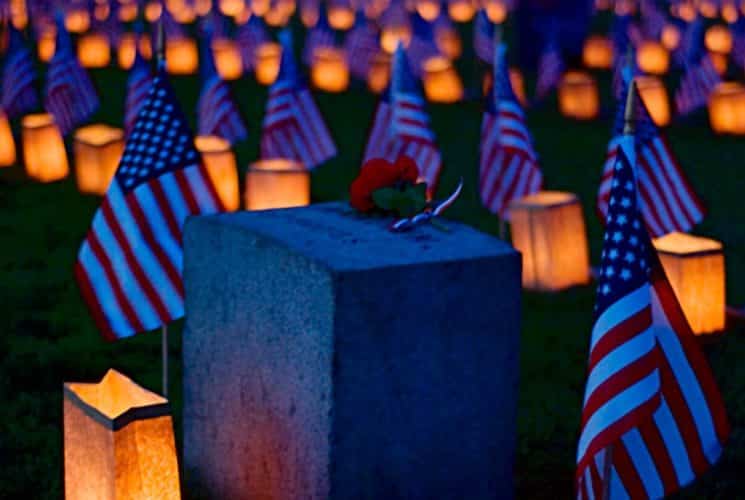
left=116, top=73, right=198, bottom=193
left=595, top=146, right=652, bottom=318
left=492, top=44, right=517, bottom=104
left=278, top=30, right=302, bottom=87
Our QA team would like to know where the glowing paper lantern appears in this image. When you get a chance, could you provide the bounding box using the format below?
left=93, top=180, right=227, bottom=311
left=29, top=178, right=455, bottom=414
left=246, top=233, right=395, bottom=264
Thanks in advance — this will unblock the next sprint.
left=65, top=9, right=91, bottom=33
left=244, top=159, right=310, bottom=210
left=448, top=0, right=475, bottom=22
left=118, top=2, right=139, bottom=21
left=219, top=0, right=246, bottom=16
left=64, top=369, right=181, bottom=499
left=368, top=51, right=391, bottom=93
left=0, top=112, right=16, bottom=167
left=558, top=71, right=599, bottom=120
left=166, top=37, right=199, bottom=75
left=635, top=76, right=670, bottom=127
left=311, top=47, right=350, bottom=93
left=661, top=24, right=681, bottom=51
left=705, top=25, right=733, bottom=54
left=381, top=25, right=412, bottom=53
left=118, top=33, right=153, bottom=69
left=708, top=82, right=745, bottom=135
left=422, top=56, right=463, bottom=103
left=435, top=28, right=462, bottom=59
left=254, top=42, right=282, bottom=85
left=94, top=3, right=110, bottom=21
left=145, top=1, right=163, bottom=21
left=194, top=0, right=213, bottom=15
left=38, top=30, right=56, bottom=62
left=636, top=41, right=670, bottom=75
left=22, top=113, right=69, bottom=182
left=582, top=35, right=613, bottom=70
left=709, top=52, right=728, bottom=75
left=509, top=68, right=527, bottom=107
left=653, top=232, right=726, bottom=335
left=416, top=0, right=441, bottom=21
left=78, top=33, right=111, bottom=68
left=722, top=2, right=739, bottom=22
left=509, top=191, right=590, bottom=291
left=212, top=38, right=243, bottom=80
left=328, top=5, right=355, bottom=30
left=485, top=0, right=508, bottom=23
left=252, top=0, right=271, bottom=16
left=73, top=124, right=124, bottom=195
left=699, top=0, right=718, bottom=18
left=195, top=136, right=240, bottom=211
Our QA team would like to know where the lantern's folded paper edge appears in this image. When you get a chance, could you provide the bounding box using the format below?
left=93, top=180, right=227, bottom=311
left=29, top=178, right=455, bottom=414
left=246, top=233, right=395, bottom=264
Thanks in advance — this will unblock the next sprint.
left=63, top=384, right=172, bottom=432
left=655, top=247, right=723, bottom=259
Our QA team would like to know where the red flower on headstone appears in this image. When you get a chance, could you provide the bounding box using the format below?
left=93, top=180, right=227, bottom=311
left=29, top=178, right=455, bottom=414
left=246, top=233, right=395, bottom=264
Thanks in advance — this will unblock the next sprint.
left=350, top=156, right=420, bottom=213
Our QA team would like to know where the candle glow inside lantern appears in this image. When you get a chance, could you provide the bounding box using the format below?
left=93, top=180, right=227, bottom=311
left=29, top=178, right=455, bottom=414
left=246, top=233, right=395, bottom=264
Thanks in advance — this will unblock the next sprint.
left=328, top=5, right=355, bottom=30
left=661, top=24, right=681, bottom=50
left=416, top=0, right=441, bottom=21
left=78, top=33, right=111, bottom=68
left=22, top=113, right=69, bottom=182
left=0, top=111, right=16, bottom=167
left=118, top=33, right=153, bottom=69
left=653, top=232, right=726, bottom=335
left=118, top=2, right=138, bottom=21
left=219, top=0, right=246, bottom=16
left=423, top=56, right=463, bottom=103
left=212, top=38, right=243, bottom=80
left=485, top=0, right=508, bottom=23
left=244, top=159, right=310, bottom=210
left=195, top=136, right=240, bottom=211
left=705, top=25, right=733, bottom=54
left=255, top=42, right=282, bottom=85
left=381, top=25, right=412, bottom=53
left=558, top=71, right=599, bottom=120
left=311, top=47, right=351, bottom=93
left=64, top=369, right=181, bottom=499
left=708, top=82, right=745, bottom=135
left=368, top=51, right=391, bottom=93
left=448, top=0, right=476, bottom=22
left=38, top=29, right=56, bottom=62
left=509, top=191, right=590, bottom=291
left=582, top=35, right=613, bottom=69
left=166, top=37, right=199, bottom=75
left=65, top=8, right=91, bottom=33
left=635, top=75, right=670, bottom=126
left=73, top=124, right=125, bottom=195
left=636, top=41, right=670, bottom=75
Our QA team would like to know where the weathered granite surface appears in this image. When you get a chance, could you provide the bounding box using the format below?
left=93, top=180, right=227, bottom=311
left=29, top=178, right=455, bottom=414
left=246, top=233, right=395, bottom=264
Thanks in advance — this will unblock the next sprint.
left=182, top=202, right=522, bottom=499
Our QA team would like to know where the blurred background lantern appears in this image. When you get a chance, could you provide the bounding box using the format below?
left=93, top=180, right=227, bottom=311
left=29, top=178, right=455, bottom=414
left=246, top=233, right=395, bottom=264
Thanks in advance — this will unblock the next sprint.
left=145, top=0, right=163, bottom=21
left=653, top=232, right=726, bottom=335
left=698, top=0, right=718, bottom=18
left=435, top=27, right=462, bottom=59
left=9, top=0, right=27, bottom=28
left=636, top=41, right=670, bottom=75
left=219, top=0, right=246, bottom=16
left=661, top=24, right=681, bottom=50
left=482, top=68, right=527, bottom=106
left=0, top=111, right=16, bottom=167
left=22, top=113, right=69, bottom=182
left=484, top=0, right=508, bottom=23
left=78, top=33, right=111, bottom=68
left=416, top=0, right=441, bottom=21
left=212, top=38, right=243, bottom=80
left=722, top=1, right=739, bottom=22
left=65, top=8, right=91, bottom=33
left=582, top=35, right=613, bottom=69
left=93, top=2, right=110, bottom=22
left=368, top=51, right=391, bottom=93
left=558, top=71, right=599, bottom=120
left=448, top=0, right=475, bottom=22
left=312, top=47, right=350, bottom=93
left=195, top=136, right=240, bottom=211
left=244, top=159, right=310, bottom=210
left=254, top=42, right=282, bottom=85
left=118, top=1, right=139, bottom=21
left=708, top=52, right=728, bottom=75
left=635, top=75, right=670, bottom=127
left=423, top=56, right=463, bottom=103
left=194, top=0, right=213, bottom=16
left=381, top=25, right=412, bottom=53
left=708, top=82, right=745, bottom=135
left=509, top=191, right=590, bottom=292
left=705, top=25, right=732, bottom=54
left=328, top=4, right=355, bottom=30
left=118, top=33, right=153, bottom=69
left=300, top=2, right=320, bottom=27
left=166, top=37, right=199, bottom=75
left=73, top=124, right=124, bottom=195
left=252, top=0, right=272, bottom=16
left=265, top=4, right=293, bottom=27
left=64, top=369, right=181, bottom=499
left=38, top=29, right=56, bottom=62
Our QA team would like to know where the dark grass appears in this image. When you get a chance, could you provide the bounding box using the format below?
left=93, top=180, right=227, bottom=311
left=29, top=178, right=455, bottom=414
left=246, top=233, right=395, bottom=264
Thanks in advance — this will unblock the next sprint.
left=1, top=43, right=745, bottom=499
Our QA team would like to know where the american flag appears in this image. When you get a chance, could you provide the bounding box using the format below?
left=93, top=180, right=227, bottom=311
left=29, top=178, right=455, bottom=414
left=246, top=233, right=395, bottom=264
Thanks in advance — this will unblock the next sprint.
left=611, top=14, right=633, bottom=98
left=261, top=30, right=336, bottom=169
left=598, top=71, right=705, bottom=237
left=124, top=43, right=153, bottom=136
left=236, top=14, right=269, bottom=71
left=479, top=43, right=542, bottom=219
left=344, top=9, right=380, bottom=80
left=535, top=35, right=563, bottom=101
left=407, top=12, right=440, bottom=78
left=75, top=66, right=224, bottom=341
left=674, top=15, right=720, bottom=115
left=474, top=9, right=495, bottom=64
left=674, top=15, right=702, bottom=67
left=1, top=24, right=39, bottom=119
left=577, top=134, right=728, bottom=499
left=363, top=43, right=442, bottom=195
left=303, top=3, right=337, bottom=65
left=44, top=14, right=99, bottom=136
left=198, top=37, right=248, bottom=144
left=640, top=0, right=667, bottom=40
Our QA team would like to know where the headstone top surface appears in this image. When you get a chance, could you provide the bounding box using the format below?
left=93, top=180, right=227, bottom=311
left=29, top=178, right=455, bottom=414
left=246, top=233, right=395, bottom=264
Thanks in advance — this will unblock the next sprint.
left=195, top=202, right=516, bottom=271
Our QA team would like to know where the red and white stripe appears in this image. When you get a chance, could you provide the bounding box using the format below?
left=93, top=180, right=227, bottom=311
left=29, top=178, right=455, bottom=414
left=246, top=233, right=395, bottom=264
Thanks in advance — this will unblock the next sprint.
left=198, top=76, right=248, bottom=144
left=75, top=163, right=223, bottom=340
left=598, top=138, right=705, bottom=238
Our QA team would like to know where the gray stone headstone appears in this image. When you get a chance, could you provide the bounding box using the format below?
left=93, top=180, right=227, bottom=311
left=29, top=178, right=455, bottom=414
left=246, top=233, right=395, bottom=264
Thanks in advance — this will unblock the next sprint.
left=182, top=202, right=521, bottom=500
